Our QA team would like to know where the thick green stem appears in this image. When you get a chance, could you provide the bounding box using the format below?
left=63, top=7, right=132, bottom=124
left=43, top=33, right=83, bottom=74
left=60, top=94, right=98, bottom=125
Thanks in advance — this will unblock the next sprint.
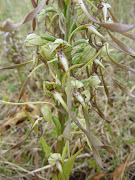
left=65, top=0, right=72, bottom=41
left=83, top=106, right=90, bottom=132
left=57, top=106, right=66, bottom=154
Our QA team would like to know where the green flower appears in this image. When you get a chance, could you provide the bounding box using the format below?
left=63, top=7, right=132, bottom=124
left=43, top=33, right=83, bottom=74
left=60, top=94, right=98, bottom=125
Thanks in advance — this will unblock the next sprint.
left=40, top=44, right=53, bottom=61
left=43, top=81, right=60, bottom=97
left=51, top=38, right=72, bottom=55
left=48, top=153, right=62, bottom=166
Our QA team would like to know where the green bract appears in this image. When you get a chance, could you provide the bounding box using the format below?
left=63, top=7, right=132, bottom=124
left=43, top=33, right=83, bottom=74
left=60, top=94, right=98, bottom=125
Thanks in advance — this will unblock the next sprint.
left=71, top=77, right=84, bottom=89
left=81, top=76, right=101, bottom=87
left=82, top=45, right=96, bottom=62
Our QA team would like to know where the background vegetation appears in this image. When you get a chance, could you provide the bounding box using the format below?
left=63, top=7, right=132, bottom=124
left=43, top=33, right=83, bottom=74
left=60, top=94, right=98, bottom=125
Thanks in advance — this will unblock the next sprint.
left=0, top=0, right=135, bottom=179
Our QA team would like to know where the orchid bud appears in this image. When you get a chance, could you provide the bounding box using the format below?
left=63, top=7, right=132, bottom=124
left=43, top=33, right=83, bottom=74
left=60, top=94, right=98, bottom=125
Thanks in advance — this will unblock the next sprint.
left=37, top=9, right=45, bottom=23
left=101, top=45, right=106, bottom=54
left=101, top=2, right=111, bottom=23
left=57, top=49, right=69, bottom=71
left=73, top=88, right=85, bottom=107
left=25, top=33, right=45, bottom=46
left=43, top=81, right=68, bottom=111
left=50, top=39, right=72, bottom=71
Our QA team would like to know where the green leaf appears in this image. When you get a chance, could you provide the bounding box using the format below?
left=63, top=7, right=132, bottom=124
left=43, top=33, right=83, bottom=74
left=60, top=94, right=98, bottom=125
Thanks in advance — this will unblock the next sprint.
left=62, top=140, right=68, bottom=164
left=3, top=95, right=8, bottom=102
left=40, top=35, right=56, bottom=42
left=63, top=148, right=83, bottom=178
left=108, top=31, right=135, bottom=57
left=123, top=138, right=135, bottom=144
left=52, top=174, right=59, bottom=180
left=52, top=116, right=62, bottom=136
left=9, top=84, right=16, bottom=92
left=39, top=136, right=52, bottom=158
left=41, top=105, right=52, bottom=122
left=0, top=61, right=32, bottom=71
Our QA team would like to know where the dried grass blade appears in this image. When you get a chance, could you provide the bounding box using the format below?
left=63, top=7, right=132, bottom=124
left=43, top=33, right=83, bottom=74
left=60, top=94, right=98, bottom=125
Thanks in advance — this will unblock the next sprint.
left=18, top=77, right=30, bottom=102
left=105, top=70, right=135, bottom=98
left=96, top=60, right=135, bottom=98
left=70, top=112, right=104, bottom=168
left=108, top=8, right=119, bottom=23
left=0, top=0, right=46, bottom=32
left=93, top=96, right=110, bottom=122
left=2, top=118, right=42, bottom=154
left=106, top=48, right=135, bottom=72
left=108, top=9, right=135, bottom=40
left=31, top=0, right=37, bottom=8
left=121, top=32, right=135, bottom=41
left=0, top=61, right=32, bottom=70
left=108, top=31, right=135, bottom=57
left=78, top=0, right=135, bottom=33
left=100, top=67, right=113, bottom=107
left=99, top=23, right=135, bottom=33
left=32, top=18, right=36, bottom=31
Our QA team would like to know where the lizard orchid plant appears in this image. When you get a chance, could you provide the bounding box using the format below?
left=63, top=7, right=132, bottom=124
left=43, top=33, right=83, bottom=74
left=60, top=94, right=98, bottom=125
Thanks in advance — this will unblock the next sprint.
left=0, top=0, right=135, bottom=179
